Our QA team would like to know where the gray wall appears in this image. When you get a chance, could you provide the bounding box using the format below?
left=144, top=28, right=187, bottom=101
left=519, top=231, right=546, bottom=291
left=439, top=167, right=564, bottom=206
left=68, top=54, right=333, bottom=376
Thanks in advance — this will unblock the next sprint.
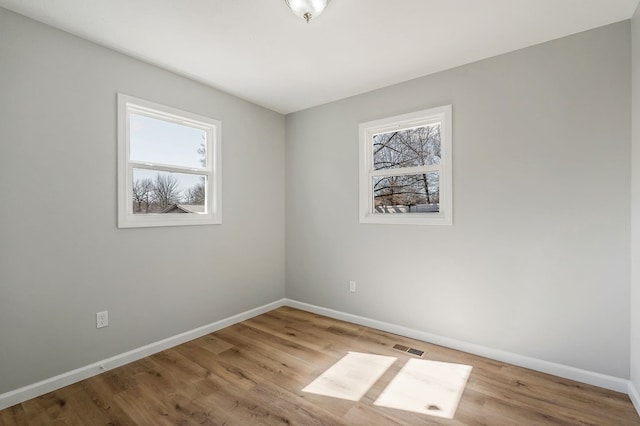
left=631, top=4, right=640, bottom=399
left=0, top=8, right=285, bottom=394
left=286, top=22, right=631, bottom=378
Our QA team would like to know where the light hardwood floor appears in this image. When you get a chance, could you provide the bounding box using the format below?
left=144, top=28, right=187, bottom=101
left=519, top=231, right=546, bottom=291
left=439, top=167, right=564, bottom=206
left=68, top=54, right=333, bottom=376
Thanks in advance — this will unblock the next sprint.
left=1, top=307, right=638, bottom=425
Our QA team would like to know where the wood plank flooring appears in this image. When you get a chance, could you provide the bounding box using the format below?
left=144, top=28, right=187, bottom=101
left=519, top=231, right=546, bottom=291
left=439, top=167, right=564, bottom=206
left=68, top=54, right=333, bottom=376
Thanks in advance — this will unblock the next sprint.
left=1, top=307, right=638, bottom=425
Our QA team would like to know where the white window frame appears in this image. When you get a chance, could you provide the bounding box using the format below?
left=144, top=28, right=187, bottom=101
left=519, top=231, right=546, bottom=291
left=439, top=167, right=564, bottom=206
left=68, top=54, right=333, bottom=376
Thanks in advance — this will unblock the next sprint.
left=359, top=105, right=452, bottom=225
left=117, top=93, right=222, bottom=228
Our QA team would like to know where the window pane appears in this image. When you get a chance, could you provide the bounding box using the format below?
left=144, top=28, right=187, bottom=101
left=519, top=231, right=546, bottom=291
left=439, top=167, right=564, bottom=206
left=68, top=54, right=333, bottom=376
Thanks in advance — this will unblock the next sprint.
left=130, top=113, right=207, bottom=169
left=373, top=124, right=441, bottom=170
left=132, top=169, right=207, bottom=214
left=373, top=172, right=439, bottom=213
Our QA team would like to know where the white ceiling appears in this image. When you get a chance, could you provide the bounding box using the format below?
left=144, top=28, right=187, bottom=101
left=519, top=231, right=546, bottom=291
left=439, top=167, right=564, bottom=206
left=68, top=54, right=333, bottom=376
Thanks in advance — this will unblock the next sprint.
left=1, top=0, right=638, bottom=114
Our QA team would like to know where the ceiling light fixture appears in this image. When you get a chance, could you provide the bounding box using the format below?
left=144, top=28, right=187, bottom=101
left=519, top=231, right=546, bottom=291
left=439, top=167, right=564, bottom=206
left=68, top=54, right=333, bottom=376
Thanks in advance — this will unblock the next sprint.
left=284, top=0, right=330, bottom=23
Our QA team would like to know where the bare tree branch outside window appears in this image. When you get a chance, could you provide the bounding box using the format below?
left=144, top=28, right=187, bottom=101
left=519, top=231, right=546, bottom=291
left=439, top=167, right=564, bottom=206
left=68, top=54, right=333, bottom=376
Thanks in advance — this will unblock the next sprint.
left=153, top=173, right=181, bottom=209
left=132, top=178, right=154, bottom=213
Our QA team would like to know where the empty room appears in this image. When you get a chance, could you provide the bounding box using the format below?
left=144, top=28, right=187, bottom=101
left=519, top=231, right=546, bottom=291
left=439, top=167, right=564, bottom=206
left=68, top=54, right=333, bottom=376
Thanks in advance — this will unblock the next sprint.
left=1, top=0, right=640, bottom=424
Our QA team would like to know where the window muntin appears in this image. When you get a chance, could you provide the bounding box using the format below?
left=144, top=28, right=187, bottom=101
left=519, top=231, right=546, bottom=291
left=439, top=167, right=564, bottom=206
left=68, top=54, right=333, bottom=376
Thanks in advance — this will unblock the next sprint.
left=118, top=94, right=222, bottom=228
left=359, top=106, right=452, bottom=225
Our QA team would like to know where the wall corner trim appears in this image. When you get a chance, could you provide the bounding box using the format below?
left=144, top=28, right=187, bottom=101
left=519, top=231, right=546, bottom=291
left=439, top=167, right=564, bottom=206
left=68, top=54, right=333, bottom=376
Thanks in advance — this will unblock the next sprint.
left=283, top=299, right=631, bottom=395
left=0, top=299, right=287, bottom=411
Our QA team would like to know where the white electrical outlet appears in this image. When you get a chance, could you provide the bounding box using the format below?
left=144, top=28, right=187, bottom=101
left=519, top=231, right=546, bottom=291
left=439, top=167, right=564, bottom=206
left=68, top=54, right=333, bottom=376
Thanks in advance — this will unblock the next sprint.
left=96, top=311, right=108, bottom=328
left=349, top=280, right=356, bottom=292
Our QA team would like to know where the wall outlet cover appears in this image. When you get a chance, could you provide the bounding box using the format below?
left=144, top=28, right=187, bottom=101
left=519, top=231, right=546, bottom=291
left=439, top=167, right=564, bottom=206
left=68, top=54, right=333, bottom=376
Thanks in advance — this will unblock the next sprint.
left=96, top=311, right=108, bottom=328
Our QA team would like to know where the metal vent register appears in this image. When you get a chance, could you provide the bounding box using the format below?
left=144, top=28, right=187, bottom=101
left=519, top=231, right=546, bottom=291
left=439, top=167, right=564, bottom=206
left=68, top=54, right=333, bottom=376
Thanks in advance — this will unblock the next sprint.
left=392, top=343, right=425, bottom=357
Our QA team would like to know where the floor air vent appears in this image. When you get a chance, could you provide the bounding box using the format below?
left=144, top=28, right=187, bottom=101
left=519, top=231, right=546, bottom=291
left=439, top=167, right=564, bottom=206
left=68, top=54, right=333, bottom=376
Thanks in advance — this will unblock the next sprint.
left=392, top=343, right=425, bottom=357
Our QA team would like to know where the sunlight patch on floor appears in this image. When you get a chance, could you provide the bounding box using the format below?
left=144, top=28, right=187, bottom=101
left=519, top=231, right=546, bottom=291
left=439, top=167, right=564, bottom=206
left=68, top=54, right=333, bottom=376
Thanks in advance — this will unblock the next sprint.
left=302, top=352, right=397, bottom=401
left=374, top=358, right=472, bottom=419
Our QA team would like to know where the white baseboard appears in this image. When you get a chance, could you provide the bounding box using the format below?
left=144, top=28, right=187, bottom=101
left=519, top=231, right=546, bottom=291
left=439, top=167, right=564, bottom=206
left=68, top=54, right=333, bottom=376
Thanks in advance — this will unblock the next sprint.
left=0, top=299, right=287, bottom=411
left=284, top=299, right=630, bottom=394
left=630, top=380, right=640, bottom=416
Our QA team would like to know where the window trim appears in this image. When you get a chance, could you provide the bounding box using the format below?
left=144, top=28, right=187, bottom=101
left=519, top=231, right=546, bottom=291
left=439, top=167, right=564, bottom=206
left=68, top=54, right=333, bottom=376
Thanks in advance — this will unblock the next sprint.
left=117, top=93, right=222, bottom=228
left=358, top=105, right=452, bottom=225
